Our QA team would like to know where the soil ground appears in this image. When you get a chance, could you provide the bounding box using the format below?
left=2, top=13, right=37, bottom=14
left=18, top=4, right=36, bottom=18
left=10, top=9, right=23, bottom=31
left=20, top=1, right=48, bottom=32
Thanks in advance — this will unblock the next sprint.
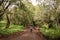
left=0, top=28, right=46, bottom=40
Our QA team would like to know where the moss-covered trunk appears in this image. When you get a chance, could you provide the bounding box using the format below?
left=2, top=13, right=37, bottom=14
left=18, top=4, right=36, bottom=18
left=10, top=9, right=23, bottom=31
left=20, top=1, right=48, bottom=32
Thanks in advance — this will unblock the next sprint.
left=5, top=14, right=10, bottom=28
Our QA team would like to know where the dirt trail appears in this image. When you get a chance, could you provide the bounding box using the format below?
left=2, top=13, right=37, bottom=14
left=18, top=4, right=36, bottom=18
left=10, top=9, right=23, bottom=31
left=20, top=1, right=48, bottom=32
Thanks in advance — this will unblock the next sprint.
left=0, top=28, right=46, bottom=40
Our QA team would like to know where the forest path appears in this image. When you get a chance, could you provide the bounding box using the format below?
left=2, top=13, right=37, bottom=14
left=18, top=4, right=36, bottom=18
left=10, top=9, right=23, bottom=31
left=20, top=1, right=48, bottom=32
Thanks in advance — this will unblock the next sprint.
left=0, top=28, right=46, bottom=40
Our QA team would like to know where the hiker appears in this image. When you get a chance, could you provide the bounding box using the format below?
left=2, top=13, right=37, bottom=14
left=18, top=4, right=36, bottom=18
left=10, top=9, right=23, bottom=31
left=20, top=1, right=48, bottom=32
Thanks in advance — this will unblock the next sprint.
left=30, top=26, right=33, bottom=32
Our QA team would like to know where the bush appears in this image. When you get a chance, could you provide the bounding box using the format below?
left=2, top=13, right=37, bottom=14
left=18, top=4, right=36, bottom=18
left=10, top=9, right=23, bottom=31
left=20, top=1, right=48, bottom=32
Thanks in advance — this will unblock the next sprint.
left=0, top=24, right=24, bottom=35
left=41, top=23, right=49, bottom=29
left=40, top=28, right=60, bottom=40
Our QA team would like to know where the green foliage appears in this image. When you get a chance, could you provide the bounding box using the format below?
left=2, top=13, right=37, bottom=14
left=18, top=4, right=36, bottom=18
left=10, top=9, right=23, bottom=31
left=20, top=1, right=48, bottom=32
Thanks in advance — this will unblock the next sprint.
left=0, top=23, right=5, bottom=29
left=41, top=22, right=57, bottom=29
left=41, top=23, right=49, bottom=29
left=40, top=28, right=60, bottom=39
left=0, top=24, right=24, bottom=35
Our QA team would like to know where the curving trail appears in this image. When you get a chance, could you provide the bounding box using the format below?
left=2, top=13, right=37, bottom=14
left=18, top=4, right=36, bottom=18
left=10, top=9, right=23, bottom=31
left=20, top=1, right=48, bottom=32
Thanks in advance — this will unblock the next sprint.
left=0, top=28, right=46, bottom=40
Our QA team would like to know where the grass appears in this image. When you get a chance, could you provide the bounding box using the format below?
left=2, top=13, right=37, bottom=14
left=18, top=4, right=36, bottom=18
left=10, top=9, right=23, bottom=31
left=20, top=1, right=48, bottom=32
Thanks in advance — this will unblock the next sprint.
left=0, top=22, right=24, bottom=35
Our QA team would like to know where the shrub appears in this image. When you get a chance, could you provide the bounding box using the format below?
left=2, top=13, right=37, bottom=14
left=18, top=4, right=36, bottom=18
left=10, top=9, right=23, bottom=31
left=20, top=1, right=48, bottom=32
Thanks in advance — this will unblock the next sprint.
left=40, top=28, right=60, bottom=39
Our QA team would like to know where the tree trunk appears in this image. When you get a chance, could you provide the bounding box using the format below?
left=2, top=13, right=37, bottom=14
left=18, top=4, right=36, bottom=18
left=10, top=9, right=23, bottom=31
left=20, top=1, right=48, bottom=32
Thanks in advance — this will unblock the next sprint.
left=5, top=14, right=10, bottom=28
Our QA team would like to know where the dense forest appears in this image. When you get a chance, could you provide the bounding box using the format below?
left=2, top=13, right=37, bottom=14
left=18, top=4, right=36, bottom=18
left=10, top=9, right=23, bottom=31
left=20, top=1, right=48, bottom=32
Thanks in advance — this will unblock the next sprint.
left=0, top=0, right=60, bottom=40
